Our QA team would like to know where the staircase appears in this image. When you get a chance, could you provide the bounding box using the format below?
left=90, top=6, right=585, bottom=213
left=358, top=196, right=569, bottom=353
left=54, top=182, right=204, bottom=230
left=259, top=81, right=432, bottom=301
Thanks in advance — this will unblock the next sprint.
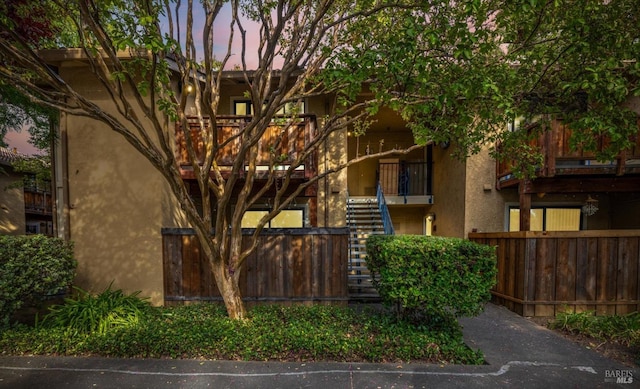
left=347, top=197, right=384, bottom=300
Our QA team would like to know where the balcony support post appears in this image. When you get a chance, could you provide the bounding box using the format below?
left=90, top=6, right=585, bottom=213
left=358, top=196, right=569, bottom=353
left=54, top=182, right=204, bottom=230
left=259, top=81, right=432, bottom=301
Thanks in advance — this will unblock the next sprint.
left=519, top=180, right=531, bottom=232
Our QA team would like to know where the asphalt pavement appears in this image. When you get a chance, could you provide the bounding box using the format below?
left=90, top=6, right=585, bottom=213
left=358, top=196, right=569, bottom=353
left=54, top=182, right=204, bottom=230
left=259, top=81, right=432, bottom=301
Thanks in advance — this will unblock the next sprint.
left=0, top=303, right=637, bottom=388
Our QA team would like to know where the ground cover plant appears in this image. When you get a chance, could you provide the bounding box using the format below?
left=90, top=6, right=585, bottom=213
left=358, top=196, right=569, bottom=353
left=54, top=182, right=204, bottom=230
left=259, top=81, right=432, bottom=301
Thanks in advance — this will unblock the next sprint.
left=549, top=310, right=640, bottom=365
left=0, top=288, right=484, bottom=364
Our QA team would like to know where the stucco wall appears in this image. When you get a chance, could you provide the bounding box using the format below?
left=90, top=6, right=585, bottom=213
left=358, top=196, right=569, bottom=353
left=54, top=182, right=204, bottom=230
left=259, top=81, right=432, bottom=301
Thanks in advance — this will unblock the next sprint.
left=430, top=146, right=466, bottom=238
left=389, top=205, right=430, bottom=235
left=59, top=64, right=187, bottom=305
left=0, top=169, right=25, bottom=235
left=464, top=148, right=508, bottom=234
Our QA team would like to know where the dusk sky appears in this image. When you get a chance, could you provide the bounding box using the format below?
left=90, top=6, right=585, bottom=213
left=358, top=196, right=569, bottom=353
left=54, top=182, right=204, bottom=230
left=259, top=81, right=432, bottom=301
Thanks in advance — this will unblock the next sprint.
left=5, top=129, right=40, bottom=155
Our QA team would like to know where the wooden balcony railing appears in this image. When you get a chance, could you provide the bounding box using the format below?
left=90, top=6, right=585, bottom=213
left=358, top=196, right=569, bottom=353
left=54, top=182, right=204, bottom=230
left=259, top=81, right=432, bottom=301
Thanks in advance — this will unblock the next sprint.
left=497, top=119, right=640, bottom=189
left=23, top=190, right=53, bottom=215
left=175, top=115, right=317, bottom=180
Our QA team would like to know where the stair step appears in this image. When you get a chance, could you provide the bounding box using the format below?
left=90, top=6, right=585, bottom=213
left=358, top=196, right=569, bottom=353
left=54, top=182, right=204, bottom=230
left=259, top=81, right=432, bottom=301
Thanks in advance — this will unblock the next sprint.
left=347, top=196, right=386, bottom=300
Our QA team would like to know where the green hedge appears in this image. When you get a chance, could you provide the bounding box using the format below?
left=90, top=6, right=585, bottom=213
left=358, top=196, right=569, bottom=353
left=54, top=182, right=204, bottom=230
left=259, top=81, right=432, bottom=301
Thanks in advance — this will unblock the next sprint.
left=0, top=235, right=76, bottom=328
left=366, top=235, right=497, bottom=319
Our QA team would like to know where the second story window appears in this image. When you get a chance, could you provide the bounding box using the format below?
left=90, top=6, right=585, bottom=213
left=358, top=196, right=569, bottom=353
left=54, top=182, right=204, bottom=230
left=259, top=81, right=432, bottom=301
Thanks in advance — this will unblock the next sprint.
left=234, top=100, right=252, bottom=115
left=232, top=98, right=305, bottom=116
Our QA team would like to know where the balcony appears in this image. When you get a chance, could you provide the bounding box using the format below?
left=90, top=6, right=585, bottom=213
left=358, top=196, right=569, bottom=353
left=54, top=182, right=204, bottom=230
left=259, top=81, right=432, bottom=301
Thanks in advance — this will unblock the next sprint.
left=377, top=160, right=433, bottom=205
left=497, top=119, right=640, bottom=189
left=175, top=115, right=318, bottom=181
left=23, top=178, right=53, bottom=216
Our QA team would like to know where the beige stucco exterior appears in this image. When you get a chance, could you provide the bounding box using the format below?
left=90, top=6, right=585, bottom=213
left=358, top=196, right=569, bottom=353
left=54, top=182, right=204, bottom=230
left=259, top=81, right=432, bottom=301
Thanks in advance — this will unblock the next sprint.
left=55, top=61, right=188, bottom=304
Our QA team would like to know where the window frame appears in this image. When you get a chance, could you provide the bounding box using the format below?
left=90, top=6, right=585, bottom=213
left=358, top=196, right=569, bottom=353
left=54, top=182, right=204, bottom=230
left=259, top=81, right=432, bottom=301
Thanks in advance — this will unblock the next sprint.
left=240, top=207, right=307, bottom=229
left=507, top=205, right=583, bottom=232
left=231, top=97, right=306, bottom=116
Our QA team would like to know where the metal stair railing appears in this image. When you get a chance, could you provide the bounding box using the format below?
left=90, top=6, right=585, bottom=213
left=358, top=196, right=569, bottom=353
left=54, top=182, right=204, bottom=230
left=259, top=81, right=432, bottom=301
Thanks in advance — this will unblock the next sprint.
left=376, top=182, right=394, bottom=235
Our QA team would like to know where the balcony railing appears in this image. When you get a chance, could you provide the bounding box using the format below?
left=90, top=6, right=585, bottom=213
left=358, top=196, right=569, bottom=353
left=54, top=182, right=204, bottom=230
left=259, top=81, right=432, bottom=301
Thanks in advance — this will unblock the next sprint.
left=378, top=161, right=432, bottom=196
left=23, top=190, right=52, bottom=215
left=376, top=182, right=394, bottom=235
left=497, top=119, right=640, bottom=188
left=175, top=115, right=317, bottom=180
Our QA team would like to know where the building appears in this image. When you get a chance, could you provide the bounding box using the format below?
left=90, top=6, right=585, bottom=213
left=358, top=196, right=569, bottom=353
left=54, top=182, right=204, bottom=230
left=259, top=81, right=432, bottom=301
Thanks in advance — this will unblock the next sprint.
left=0, top=147, right=53, bottom=236
left=44, top=49, right=640, bottom=306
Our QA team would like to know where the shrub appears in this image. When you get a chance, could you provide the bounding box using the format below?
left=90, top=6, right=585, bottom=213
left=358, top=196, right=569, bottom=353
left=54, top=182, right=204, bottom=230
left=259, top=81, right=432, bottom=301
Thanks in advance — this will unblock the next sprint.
left=41, top=284, right=152, bottom=335
left=0, top=235, right=76, bottom=328
left=366, top=235, right=497, bottom=320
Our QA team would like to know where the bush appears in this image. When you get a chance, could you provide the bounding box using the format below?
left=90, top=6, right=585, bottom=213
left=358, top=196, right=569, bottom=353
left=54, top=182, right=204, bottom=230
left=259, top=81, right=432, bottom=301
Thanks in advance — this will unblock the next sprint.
left=41, top=284, right=152, bottom=335
left=366, top=235, right=497, bottom=320
left=0, top=235, right=76, bottom=328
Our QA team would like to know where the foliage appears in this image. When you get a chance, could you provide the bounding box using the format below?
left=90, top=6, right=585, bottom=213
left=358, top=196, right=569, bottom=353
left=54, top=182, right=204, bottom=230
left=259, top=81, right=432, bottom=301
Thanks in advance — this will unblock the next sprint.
left=40, top=285, right=152, bottom=336
left=0, top=235, right=76, bottom=328
left=326, top=0, right=640, bottom=170
left=0, top=0, right=637, bottom=319
left=0, top=84, right=56, bottom=151
left=7, top=154, right=52, bottom=192
left=0, top=303, right=483, bottom=364
left=366, top=235, right=497, bottom=321
left=550, top=310, right=640, bottom=350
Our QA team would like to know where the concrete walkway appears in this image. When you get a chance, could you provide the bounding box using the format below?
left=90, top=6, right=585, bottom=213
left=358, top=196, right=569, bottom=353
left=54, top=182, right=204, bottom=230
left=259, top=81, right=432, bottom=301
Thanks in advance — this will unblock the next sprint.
left=0, top=303, right=637, bottom=388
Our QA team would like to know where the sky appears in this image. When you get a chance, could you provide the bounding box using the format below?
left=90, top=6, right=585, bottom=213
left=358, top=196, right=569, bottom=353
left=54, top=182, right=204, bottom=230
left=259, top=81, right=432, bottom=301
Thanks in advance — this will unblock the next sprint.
left=5, top=129, right=40, bottom=155
left=170, top=2, right=264, bottom=69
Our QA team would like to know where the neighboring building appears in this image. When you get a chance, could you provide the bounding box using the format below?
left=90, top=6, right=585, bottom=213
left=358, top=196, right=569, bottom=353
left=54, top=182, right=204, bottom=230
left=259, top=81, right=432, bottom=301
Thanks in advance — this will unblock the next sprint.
left=0, top=147, right=25, bottom=235
left=44, top=49, right=640, bottom=304
left=0, top=147, right=53, bottom=236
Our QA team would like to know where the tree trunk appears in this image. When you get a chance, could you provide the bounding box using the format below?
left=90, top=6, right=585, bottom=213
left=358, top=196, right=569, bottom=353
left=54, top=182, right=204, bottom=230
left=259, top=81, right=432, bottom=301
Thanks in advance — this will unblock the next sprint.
left=211, top=260, right=247, bottom=320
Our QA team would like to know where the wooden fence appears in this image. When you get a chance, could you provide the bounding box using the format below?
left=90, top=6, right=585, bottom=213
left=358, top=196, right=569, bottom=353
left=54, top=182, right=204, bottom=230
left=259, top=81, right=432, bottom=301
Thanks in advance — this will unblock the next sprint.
left=162, top=228, right=349, bottom=306
left=469, top=230, right=640, bottom=316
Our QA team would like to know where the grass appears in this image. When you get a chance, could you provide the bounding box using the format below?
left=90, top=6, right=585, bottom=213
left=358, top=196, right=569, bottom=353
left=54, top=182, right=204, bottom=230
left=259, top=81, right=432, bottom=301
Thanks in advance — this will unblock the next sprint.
left=0, top=292, right=484, bottom=364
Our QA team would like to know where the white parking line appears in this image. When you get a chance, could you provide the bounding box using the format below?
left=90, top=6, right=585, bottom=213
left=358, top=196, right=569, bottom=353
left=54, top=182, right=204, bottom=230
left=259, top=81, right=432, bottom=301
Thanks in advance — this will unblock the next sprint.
left=0, top=361, right=597, bottom=378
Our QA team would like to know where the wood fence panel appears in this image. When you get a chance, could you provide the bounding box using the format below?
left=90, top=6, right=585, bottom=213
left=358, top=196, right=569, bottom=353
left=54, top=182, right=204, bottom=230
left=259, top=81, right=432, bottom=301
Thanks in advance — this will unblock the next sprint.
left=162, top=234, right=183, bottom=305
left=597, top=238, right=618, bottom=315
left=555, top=238, right=577, bottom=313
left=505, top=238, right=516, bottom=312
left=534, top=238, right=556, bottom=316
left=617, top=238, right=639, bottom=314
left=469, top=230, right=640, bottom=317
left=162, top=228, right=349, bottom=305
left=575, top=237, right=597, bottom=312
left=514, top=238, right=526, bottom=305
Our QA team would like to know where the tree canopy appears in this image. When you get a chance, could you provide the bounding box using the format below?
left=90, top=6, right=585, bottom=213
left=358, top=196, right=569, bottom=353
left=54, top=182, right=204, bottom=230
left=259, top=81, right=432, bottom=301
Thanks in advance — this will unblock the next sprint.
left=0, top=0, right=638, bottom=318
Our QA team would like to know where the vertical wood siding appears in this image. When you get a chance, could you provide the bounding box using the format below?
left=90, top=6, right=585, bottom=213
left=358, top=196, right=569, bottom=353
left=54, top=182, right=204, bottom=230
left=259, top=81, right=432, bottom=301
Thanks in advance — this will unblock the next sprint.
left=469, top=230, right=640, bottom=316
left=162, top=228, right=349, bottom=306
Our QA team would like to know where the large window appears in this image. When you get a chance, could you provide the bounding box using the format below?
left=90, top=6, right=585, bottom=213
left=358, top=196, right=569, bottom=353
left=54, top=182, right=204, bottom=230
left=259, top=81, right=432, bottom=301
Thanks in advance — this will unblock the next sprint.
left=509, top=207, right=581, bottom=232
left=241, top=209, right=304, bottom=228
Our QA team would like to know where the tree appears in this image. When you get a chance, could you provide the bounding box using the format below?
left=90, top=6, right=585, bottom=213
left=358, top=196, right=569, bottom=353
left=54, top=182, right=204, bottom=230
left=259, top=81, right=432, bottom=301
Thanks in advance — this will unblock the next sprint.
left=0, top=0, right=638, bottom=319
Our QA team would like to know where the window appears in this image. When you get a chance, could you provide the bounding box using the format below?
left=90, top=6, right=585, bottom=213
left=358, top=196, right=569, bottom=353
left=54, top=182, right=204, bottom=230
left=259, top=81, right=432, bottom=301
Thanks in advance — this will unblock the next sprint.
left=241, top=209, right=304, bottom=228
left=509, top=207, right=581, bottom=232
left=234, top=100, right=252, bottom=115
left=232, top=98, right=305, bottom=116
left=275, top=101, right=305, bottom=115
